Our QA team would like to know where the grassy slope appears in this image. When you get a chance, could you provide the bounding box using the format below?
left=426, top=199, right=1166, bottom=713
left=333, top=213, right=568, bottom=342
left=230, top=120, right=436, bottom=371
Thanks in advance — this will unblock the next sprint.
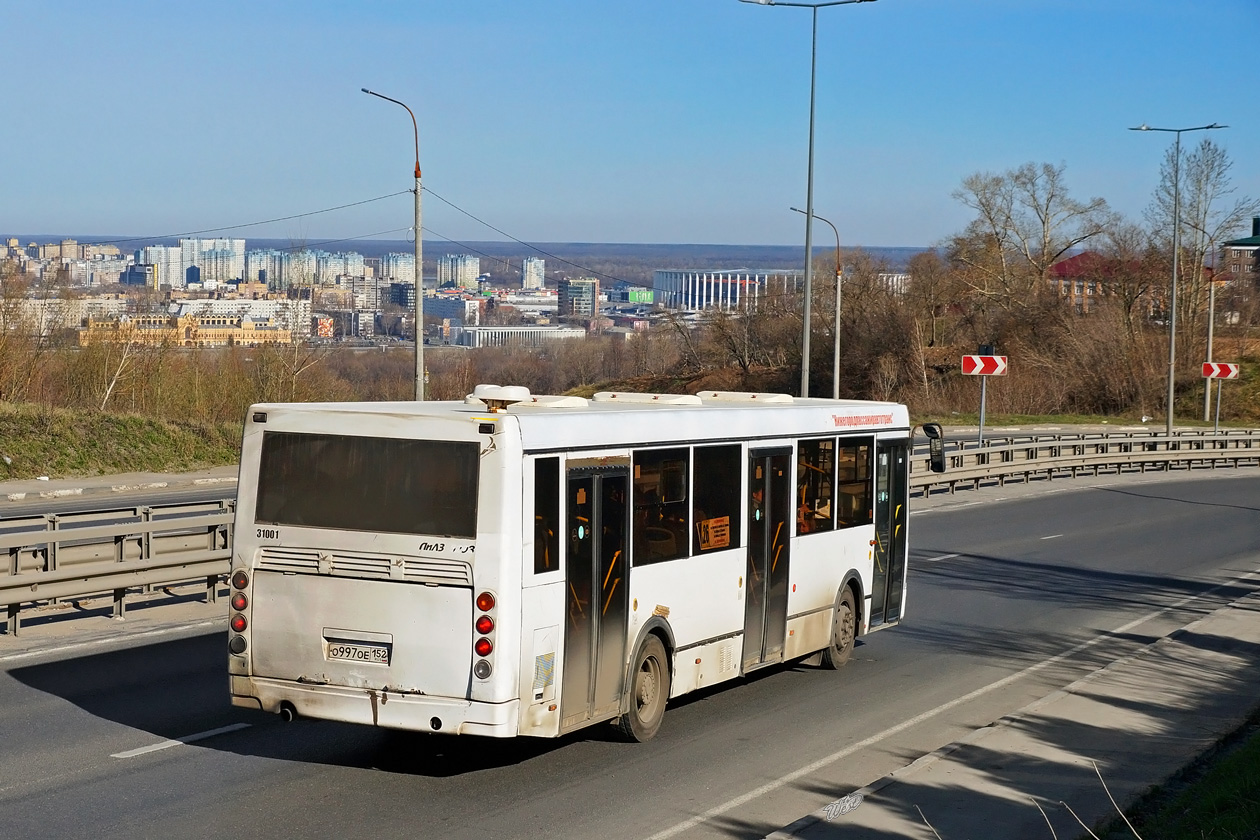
left=0, top=403, right=241, bottom=479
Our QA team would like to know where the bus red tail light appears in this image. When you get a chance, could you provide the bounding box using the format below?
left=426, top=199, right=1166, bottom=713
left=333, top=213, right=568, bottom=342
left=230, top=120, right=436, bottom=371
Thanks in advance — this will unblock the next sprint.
left=475, top=615, right=494, bottom=635
left=230, top=592, right=248, bottom=611
left=231, top=570, right=249, bottom=590
left=231, top=614, right=248, bottom=633
left=474, top=637, right=493, bottom=657
left=476, top=591, right=495, bottom=612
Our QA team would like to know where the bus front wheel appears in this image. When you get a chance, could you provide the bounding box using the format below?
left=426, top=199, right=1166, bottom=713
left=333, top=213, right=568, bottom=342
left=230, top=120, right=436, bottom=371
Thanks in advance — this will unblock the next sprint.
left=820, top=588, right=856, bottom=669
left=617, top=635, right=669, bottom=742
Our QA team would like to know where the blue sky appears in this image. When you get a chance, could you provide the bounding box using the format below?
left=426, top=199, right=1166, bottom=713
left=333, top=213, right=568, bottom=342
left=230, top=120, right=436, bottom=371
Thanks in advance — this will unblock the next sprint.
left=4, top=0, right=1256, bottom=248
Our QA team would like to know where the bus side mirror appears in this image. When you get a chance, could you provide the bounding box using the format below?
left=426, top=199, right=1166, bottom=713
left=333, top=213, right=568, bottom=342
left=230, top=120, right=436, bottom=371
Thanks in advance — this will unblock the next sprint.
left=922, top=422, right=946, bottom=473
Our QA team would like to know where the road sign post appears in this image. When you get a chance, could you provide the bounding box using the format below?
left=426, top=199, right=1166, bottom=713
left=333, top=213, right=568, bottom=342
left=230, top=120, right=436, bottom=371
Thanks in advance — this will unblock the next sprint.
left=962, top=354, right=1009, bottom=445
left=1202, top=362, right=1239, bottom=432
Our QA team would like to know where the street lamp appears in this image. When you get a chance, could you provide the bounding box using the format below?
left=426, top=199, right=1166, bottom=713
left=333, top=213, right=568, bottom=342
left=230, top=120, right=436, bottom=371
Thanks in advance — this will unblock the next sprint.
left=741, top=0, right=877, bottom=398
left=791, top=206, right=842, bottom=399
left=1130, top=122, right=1226, bottom=436
left=363, top=87, right=425, bottom=400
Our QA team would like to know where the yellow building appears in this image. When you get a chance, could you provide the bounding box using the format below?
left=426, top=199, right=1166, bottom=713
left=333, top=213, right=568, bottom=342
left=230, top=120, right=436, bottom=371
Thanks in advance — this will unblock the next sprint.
left=79, top=314, right=292, bottom=348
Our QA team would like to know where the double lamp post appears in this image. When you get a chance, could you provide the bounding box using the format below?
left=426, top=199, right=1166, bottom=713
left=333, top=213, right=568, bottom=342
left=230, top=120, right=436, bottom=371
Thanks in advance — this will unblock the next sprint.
left=363, top=87, right=426, bottom=401
left=741, top=0, right=876, bottom=399
left=1129, top=122, right=1226, bottom=436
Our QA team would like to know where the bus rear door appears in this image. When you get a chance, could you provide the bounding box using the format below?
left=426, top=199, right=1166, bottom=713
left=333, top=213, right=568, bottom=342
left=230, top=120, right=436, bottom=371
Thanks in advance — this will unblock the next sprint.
left=561, top=464, right=631, bottom=732
left=743, top=448, right=792, bottom=670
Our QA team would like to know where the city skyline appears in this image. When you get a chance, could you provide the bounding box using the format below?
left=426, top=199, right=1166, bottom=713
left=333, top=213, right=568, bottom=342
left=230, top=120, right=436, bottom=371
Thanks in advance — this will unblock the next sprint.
left=4, top=1, right=1256, bottom=248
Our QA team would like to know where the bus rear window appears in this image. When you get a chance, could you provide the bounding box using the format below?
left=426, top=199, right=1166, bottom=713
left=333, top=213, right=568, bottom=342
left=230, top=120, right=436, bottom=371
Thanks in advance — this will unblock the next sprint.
left=255, top=431, right=479, bottom=538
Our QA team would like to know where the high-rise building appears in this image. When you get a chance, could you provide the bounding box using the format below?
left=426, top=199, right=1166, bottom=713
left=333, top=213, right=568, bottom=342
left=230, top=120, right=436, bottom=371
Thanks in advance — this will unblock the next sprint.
left=142, top=245, right=183, bottom=288
left=381, top=253, right=416, bottom=284
left=558, top=277, right=599, bottom=317
left=178, top=238, right=245, bottom=286
left=522, top=257, right=545, bottom=289
left=437, top=254, right=480, bottom=290
left=245, top=249, right=286, bottom=286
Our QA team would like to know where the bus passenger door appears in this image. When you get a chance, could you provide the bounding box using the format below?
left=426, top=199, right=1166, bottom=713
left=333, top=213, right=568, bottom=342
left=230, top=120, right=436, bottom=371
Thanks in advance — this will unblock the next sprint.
left=870, top=440, right=909, bottom=627
left=743, top=449, right=791, bottom=670
left=561, top=467, right=631, bottom=732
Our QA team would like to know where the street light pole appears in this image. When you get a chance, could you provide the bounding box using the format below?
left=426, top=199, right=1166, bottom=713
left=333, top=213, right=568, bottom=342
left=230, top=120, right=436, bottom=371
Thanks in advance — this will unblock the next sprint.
left=791, top=206, right=842, bottom=399
left=741, top=0, right=876, bottom=398
left=1204, top=275, right=1217, bottom=421
left=364, top=87, right=425, bottom=401
left=1130, top=122, right=1225, bottom=436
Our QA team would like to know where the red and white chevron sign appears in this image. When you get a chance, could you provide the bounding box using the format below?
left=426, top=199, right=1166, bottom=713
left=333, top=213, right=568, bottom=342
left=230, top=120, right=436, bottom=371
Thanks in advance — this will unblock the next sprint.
left=1202, top=362, right=1239, bottom=379
left=962, top=355, right=1008, bottom=376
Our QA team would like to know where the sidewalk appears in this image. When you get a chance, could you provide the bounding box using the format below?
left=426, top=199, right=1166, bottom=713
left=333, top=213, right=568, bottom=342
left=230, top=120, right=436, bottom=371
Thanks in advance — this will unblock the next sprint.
left=771, top=577, right=1260, bottom=839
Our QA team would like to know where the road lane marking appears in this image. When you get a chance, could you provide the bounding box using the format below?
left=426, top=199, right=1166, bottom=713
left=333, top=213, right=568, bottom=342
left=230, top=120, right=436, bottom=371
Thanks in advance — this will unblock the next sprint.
left=111, top=723, right=251, bottom=759
left=0, top=620, right=221, bottom=665
left=1040, top=534, right=1063, bottom=540
left=921, top=553, right=961, bottom=563
left=640, top=569, right=1260, bottom=840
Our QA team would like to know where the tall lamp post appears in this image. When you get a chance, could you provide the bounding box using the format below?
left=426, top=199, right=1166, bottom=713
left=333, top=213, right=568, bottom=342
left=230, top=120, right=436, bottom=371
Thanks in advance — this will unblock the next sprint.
left=791, top=206, right=842, bottom=399
left=363, top=87, right=425, bottom=400
left=1130, top=122, right=1225, bottom=436
left=741, top=0, right=876, bottom=398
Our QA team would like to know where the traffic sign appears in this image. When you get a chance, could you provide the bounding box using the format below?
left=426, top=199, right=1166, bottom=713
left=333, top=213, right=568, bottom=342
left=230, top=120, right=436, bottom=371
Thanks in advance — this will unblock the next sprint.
left=1202, top=363, right=1239, bottom=379
left=962, top=355, right=1008, bottom=376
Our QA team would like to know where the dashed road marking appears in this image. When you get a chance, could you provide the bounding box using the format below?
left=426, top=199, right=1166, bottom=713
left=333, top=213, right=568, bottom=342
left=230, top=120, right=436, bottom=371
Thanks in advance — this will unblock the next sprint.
left=111, top=723, right=251, bottom=759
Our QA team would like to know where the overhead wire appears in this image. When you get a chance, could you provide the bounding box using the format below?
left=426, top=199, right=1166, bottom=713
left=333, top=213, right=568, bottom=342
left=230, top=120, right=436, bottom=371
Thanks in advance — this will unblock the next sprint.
left=85, top=191, right=411, bottom=246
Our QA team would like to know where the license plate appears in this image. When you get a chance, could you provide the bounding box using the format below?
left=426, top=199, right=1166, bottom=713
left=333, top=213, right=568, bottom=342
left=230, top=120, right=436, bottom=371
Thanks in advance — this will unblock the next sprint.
left=327, top=641, right=391, bottom=665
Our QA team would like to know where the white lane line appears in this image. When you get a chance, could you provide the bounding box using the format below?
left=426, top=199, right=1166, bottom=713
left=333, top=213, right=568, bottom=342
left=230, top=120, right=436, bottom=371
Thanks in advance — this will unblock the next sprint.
left=1040, top=534, right=1063, bottom=540
left=921, top=553, right=961, bottom=563
left=111, top=723, right=251, bottom=759
left=640, top=572, right=1257, bottom=840
left=0, top=620, right=221, bottom=665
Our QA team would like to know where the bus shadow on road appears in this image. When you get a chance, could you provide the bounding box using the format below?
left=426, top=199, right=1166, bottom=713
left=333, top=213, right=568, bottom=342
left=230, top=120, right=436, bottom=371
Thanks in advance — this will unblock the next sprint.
left=5, top=630, right=639, bottom=777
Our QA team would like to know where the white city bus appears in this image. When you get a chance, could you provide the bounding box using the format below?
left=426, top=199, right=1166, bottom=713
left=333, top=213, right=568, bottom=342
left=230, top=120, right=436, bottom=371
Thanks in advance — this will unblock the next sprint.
left=228, top=385, right=911, bottom=741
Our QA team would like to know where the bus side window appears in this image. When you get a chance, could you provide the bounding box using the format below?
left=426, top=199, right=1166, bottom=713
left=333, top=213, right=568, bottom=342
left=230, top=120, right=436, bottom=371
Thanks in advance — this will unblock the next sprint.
left=693, top=444, right=741, bottom=554
left=796, top=438, right=835, bottom=536
left=533, top=457, right=560, bottom=574
left=835, top=439, right=873, bottom=528
left=632, top=448, right=689, bottom=565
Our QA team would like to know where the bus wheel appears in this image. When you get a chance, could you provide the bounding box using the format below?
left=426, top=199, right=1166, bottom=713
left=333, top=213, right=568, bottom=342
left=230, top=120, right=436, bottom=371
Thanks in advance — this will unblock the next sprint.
left=617, top=635, right=669, bottom=742
left=820, top=588, right=856, bottom=670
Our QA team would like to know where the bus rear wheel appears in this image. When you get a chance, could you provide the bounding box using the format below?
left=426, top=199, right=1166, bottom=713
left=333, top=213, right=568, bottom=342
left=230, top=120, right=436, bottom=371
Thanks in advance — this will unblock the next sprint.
left=820, top=588, right=856, bottom=670
left=617, top=635, right=669, bottom=742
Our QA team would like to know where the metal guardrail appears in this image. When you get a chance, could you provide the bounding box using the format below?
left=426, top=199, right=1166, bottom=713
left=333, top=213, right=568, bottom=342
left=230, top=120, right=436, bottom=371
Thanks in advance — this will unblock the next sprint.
left=1, top=430, right=1257, bottom=637
left=1, top=500, right=233, bottom=636
left=910, top=429, right=1260, bottom=496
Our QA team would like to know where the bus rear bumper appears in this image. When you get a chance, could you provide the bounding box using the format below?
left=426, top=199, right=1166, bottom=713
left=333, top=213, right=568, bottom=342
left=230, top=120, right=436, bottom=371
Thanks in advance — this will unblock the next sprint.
left=232, top=676, right=520, bottom=737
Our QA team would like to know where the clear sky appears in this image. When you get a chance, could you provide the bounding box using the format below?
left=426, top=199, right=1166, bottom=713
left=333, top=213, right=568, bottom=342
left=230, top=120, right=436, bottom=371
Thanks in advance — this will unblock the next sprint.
left=4, top=0, right=1256, bottom=249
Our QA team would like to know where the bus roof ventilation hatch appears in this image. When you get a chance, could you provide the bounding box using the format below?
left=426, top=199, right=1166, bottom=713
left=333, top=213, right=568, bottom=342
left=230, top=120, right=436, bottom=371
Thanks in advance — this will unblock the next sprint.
left=468, top=384, right=531, bottom=413
left=696, top=391, right=794, bottom=404
left=592, top=392, right=703, bottom=406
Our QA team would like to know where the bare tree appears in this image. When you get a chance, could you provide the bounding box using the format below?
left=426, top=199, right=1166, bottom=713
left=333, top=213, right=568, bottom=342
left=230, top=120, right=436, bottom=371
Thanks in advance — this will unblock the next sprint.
left=948, top=162, right=1113, bottom=341
left=1144, top=137, right=1260, bottom=360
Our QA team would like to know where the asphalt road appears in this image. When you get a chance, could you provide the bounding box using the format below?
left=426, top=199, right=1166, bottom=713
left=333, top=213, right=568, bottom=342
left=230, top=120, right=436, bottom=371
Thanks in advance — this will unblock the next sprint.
left=1, top=472, right=1258, bottom=840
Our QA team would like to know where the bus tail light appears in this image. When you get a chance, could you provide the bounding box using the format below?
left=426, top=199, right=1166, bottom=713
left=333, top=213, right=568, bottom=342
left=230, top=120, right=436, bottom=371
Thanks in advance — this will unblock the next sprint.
left=230, top=592, right=248, bottom=611
left=475, top=615, right=494, bottom=635
left=231, top=570, right=249, bottom=590
left=474, top=637, right=493, bottom=657
left=476, top=591, right=495, bottom=611
left=231, top=614, right=248, bottom=633
left=473, top=660, right=492, bottom=679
